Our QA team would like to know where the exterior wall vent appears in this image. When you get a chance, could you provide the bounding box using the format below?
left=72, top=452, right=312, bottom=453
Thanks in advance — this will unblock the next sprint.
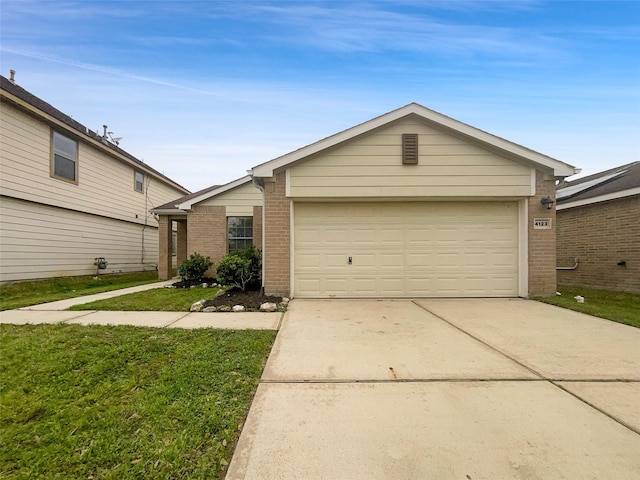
left=402, top=134, right=418, bottom=165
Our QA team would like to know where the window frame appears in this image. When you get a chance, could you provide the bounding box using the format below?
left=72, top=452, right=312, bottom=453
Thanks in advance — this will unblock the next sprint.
left=227, top=216, right=253, bottom=253
left=50, top=130, right=78, bottom=184
left=134, top=170, right=145, bottom=193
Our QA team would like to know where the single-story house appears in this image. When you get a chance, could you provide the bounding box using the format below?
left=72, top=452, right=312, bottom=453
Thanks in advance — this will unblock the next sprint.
left=154, top=103, right=579, bottom=298
left=556, top=161, right=639, bottom=293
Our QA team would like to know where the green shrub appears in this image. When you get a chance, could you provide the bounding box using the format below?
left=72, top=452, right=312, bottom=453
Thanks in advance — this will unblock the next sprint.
left=216, top=245, right=261, bottom=291
left=179, top=253, right=213, bottom=282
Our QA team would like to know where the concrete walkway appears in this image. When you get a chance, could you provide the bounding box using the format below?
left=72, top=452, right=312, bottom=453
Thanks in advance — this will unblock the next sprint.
left=0, top=281, right=282, bottom=330
left=227, top=299, right=640, bottom=479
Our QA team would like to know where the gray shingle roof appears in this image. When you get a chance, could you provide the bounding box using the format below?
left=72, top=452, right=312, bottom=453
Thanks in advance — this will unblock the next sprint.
left=557, top=161, right=640, bottom=203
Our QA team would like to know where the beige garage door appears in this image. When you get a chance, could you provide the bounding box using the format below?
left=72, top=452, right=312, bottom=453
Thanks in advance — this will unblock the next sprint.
left=294, top=202, right=519, bottom=298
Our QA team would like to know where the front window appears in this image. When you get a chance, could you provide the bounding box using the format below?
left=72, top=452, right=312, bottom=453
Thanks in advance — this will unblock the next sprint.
left=228, top=217, right=253, bottom=252
left=52, top=131, right=77, bottom=182
left=134, top=171, right=144, bottom=192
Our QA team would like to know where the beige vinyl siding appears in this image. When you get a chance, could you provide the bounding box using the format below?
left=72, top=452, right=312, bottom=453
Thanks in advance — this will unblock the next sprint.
left=197, top=181, right=263, bottom=216
left=0, top=102, right=184, bottom=227
left=288, top=119, right=534, bottom=198
left=0, top=197, right=160, bottom=282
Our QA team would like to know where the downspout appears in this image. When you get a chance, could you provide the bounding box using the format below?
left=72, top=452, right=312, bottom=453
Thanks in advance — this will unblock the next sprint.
left=142, top=175, right=152, bottom=267
left=251, top=174, right=266, bottom=292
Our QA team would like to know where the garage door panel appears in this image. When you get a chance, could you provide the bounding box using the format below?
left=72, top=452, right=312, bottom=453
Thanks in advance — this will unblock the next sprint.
left=297, top=253, right=321, bottom=268
left=325, top=229, right=348, bottom=245
left=294, top=202, right=518, bottom=298
left=380, top=253, right=404, bottom=268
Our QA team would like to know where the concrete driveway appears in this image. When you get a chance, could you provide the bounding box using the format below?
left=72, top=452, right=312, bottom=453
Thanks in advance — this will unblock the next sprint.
left=227, top=299, right=640, bottom=480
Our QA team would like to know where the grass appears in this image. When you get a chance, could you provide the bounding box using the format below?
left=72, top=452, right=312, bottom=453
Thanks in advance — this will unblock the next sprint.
left=534, top=285, right=640, bottom=328
left=0, top=324, right=276, bottom=479
left=68, top=287, right=222, bottom=312
left=0, top=272, right=160, bottom=311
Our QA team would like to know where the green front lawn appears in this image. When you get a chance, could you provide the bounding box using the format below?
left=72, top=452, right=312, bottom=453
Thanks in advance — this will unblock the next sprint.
left=0, top=272, right=160, bottom=311
left=534, top=286, right=640, bottom=328
left=0, top=324, right=275, bottom=479
left=68, top=287, right=222, bottom=312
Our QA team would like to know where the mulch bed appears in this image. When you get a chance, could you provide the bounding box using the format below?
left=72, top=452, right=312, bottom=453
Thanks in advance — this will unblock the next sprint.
left=203, top=289, right=283, bottom=311
left=170, top=279, right=283, bottom=311
left=171, top=277, right=217, bottom=289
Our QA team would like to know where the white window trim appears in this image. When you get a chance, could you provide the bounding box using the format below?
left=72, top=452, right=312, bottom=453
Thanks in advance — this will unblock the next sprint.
left=134, top=170, right=145, bottom=193
left=51, top=130, right=78, bottom=184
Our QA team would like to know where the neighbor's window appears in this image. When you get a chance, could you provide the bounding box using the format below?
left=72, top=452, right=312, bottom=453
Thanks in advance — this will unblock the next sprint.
left=52, top=131, right=78, bottom=182
left=134, top=171, right=145, bottom=192
left=172, top=232, right=177, bottom=256
left=228, top=216, right=253, bottom=252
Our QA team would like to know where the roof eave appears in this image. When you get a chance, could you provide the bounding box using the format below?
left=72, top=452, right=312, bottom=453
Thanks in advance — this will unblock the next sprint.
left=1, top=84, right=190, bottom=195
left=250, top=103, right=579, bottom=178
left=557, top=187, right=640, bottom=210
left=149, top=208, right=187, bottom=216
left=176, top=175, right=252, bottom=210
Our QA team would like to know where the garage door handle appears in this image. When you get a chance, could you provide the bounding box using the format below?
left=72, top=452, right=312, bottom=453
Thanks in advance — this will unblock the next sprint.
left=348, top=256, right=352, bottom=265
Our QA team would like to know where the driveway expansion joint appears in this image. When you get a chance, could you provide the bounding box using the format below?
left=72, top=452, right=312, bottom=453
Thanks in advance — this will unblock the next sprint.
left=550, top=380, right=640, bottom=436
left=413, top=300, right=640, bottom=437
left=412, top=300, right=546, bottom=380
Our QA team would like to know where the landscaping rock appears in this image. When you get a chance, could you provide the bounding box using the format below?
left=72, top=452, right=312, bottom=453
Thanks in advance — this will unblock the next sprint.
left=281, top=297, right=290, bottom=305
left=201, top=283, right=209, bottom=288
left=215, top=289, right=227, bottom=298
left=202, top=306, right=217, bottom=313
left=217, top=305, right=232, bottom=312
left=190, top=300, right=206, bottom=312
left=232, top=305, right=246, bottom=312
left=259, top=302, right=277, bottom=312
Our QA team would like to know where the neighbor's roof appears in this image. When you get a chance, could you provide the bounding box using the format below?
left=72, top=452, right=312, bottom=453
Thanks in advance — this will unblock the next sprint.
left=0, top=75, right=189, bottom=194
left=557, top=161, right=640, bottom=208
left=250, top=102, right=579, bottom=178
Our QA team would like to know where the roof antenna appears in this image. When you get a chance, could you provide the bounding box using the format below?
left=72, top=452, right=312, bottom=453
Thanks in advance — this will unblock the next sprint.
left=101, top=124, right=122, bottom=146
left=9, top=69, right=16, bottom=84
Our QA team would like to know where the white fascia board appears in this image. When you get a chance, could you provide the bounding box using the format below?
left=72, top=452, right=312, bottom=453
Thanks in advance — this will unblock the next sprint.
left=251, top=106, right=414, bottom=177
left=557, top=187, right=640, bottom=210
left=557, top=170, right=627, bottom=200
left=149, top=208, right=187, bottom=216
left=177, top=175, right=252, bottom=210
left=250, top=103, right=579, bottom=178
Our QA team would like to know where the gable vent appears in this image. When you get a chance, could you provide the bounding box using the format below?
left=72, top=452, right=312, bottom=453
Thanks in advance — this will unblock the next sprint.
left=402, top=134, right=418, bottom=165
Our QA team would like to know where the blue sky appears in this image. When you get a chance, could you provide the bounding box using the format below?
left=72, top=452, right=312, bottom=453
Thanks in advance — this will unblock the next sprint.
left=1, top=0, right=638, bottom=192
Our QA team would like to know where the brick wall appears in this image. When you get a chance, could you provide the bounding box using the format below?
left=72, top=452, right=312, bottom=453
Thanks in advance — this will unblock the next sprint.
left=176, top=219, right=187, bottom=267
left=263, top=172, right=291, bottom=296
left=158, top=216, right=173, bottom=280
left=557, top=195, right=639, bottom=293
left=187, top=205, right=226, bottom=277
left=528, top=170, right=557, bottom=296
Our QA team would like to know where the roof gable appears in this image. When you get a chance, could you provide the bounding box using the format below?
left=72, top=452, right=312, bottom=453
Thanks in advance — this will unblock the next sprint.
left=250, top=103, right=578, bottom=178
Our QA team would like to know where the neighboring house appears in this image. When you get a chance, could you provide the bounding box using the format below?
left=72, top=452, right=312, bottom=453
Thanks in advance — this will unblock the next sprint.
left=0, top=74, right=189, bottom=283
left=155, top=103, right=578, bottom=298
left=556, top=161, right=639, bottom=293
